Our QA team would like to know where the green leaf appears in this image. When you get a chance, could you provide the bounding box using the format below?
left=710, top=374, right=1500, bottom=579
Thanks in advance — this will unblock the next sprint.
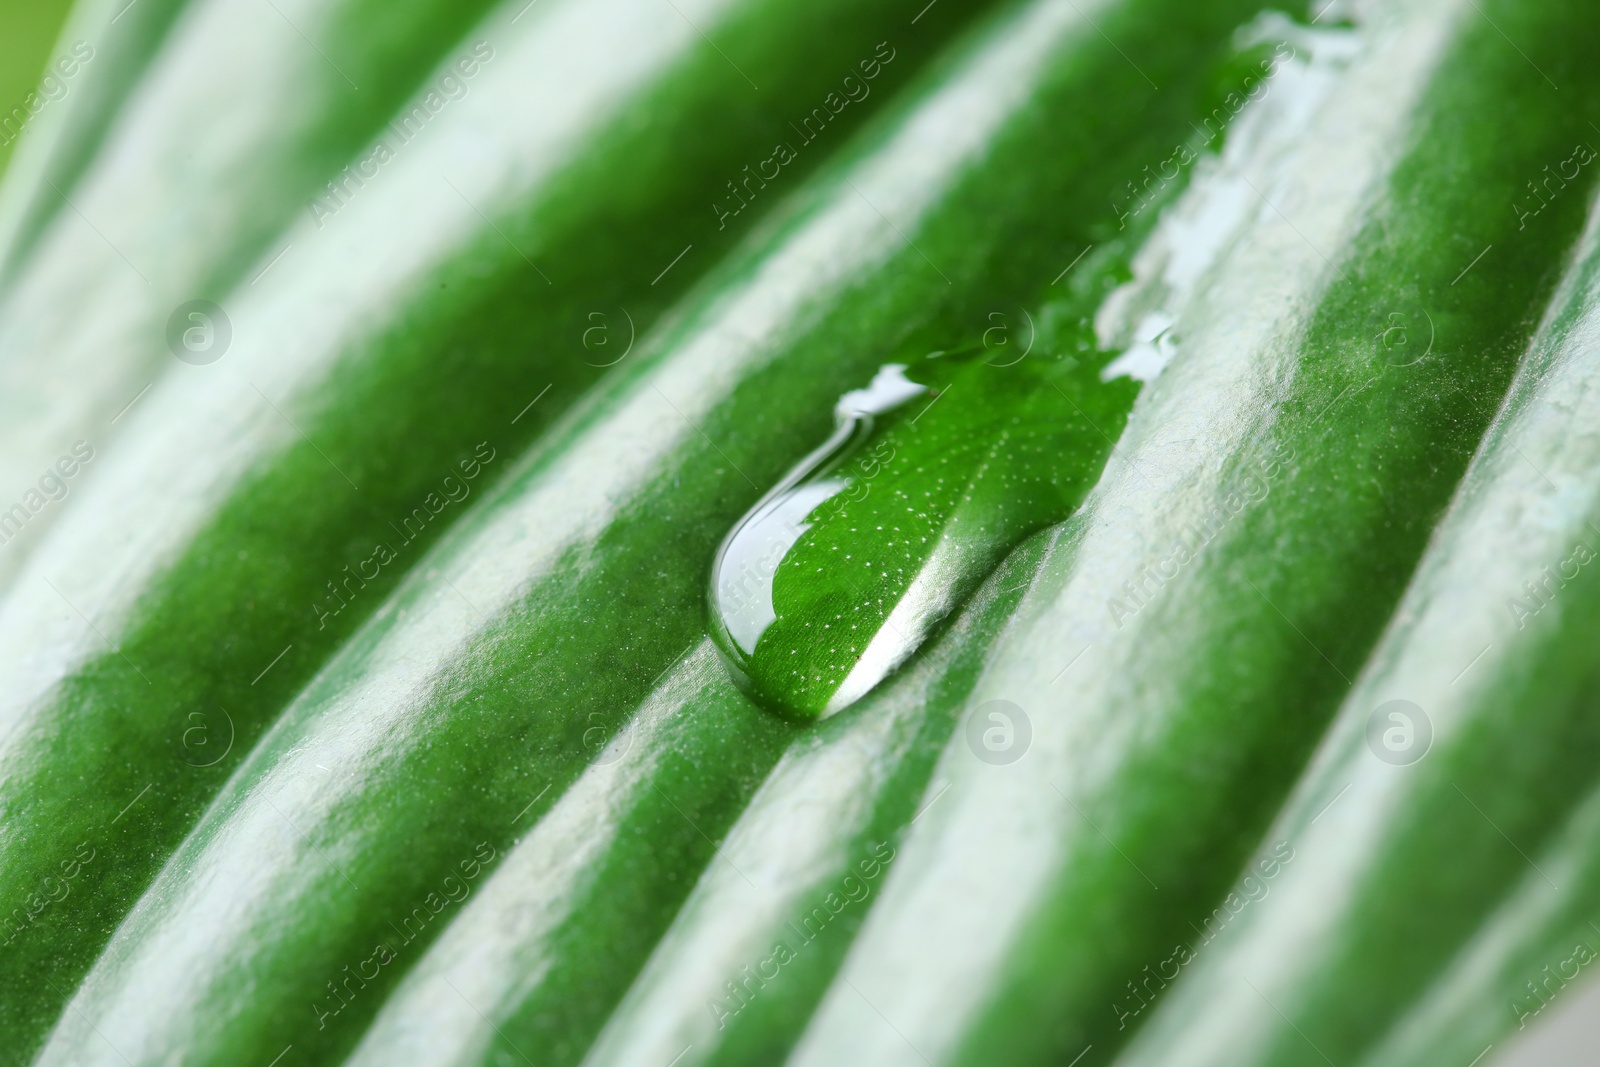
left=1368, top=774, right=1600, bottom=1065
left=0, top=0, right=192, bottom=280
left=10, top=0, right=1600, bottom=1063
left=0, top=0, right=993, bottom=1053
left=582, top=538, right=1048, bottom=1067
left=789, top=1, right=1600, bottom=1064
left=22, top=0, right=1275, bottom=1061
left=1117, top=164, right=1600, bottom=1067
left=0, top=0, right=506, bottom=582
left=0, top=0, right=76, bottom=179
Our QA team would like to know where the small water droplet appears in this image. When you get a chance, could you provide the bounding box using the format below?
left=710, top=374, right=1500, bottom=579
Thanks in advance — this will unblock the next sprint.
left=709, top=339, right=1136, bottom=720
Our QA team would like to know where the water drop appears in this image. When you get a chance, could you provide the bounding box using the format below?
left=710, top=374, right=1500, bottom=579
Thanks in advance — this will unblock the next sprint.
left=709, top=339, right=1135, bottom=720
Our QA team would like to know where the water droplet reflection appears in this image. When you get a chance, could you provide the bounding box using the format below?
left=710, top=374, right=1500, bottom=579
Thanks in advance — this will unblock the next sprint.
left=710, top=340, right=1135, bottom=720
